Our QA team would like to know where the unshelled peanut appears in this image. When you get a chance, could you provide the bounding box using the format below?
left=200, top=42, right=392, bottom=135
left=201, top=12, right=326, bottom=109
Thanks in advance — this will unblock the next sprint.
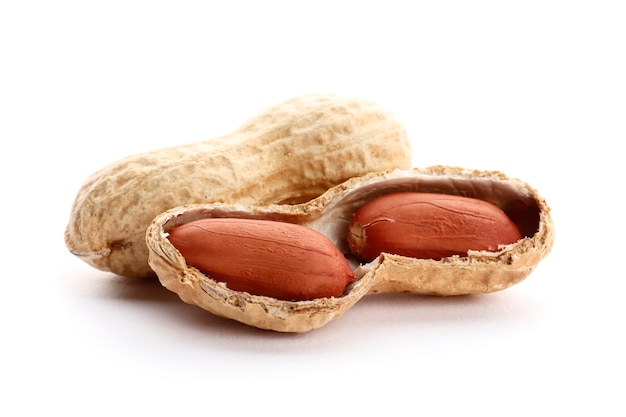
left=167, top=218, right=356, bottom=301
left=65, top=94, right=411, bottom=278
left=348, top=192, right=523, bottom=262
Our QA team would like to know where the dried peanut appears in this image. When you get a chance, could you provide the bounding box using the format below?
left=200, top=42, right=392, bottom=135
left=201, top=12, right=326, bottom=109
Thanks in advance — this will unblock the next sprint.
left=146, top=166, right=553, bottom=332
left=348, top=192, right=523, bottom=262
left=167, top=218, right=355, bottom=301
left=65, top=94, right=411, bottom=278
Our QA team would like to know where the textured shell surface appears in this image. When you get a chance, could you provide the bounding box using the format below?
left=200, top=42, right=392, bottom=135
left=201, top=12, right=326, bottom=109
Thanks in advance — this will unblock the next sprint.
left=146, top=166, right=554, bottom=332
left=65, top=94, right=411, bottom=278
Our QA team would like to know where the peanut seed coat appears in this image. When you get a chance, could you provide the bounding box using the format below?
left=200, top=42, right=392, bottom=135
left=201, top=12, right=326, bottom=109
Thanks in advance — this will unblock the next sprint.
left=348, top=192, right=523, bottom=261
left=168, top=219, right=356, bottom=301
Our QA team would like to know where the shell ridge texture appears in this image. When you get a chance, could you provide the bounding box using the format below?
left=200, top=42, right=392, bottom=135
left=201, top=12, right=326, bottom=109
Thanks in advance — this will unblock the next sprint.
left=65, top=94, right=411, bottom=277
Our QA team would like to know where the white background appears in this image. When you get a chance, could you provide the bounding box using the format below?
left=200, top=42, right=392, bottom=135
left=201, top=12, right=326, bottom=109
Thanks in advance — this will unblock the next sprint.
left=2, top=1, right=624, bottom=415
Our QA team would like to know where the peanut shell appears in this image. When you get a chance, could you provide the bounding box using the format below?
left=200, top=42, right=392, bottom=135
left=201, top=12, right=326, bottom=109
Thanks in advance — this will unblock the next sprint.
left=146, top=166, right=554, bottom=332
left=65, top=94, right=411, bottom=278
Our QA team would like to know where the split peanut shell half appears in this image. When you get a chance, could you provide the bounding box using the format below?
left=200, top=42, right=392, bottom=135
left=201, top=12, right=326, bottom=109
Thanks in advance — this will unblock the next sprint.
left=146, top=166, right=554, bottom=332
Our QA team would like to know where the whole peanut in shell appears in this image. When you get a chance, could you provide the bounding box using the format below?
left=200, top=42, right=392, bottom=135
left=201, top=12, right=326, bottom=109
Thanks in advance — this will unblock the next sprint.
left=65, top=94, right=411, bottom=278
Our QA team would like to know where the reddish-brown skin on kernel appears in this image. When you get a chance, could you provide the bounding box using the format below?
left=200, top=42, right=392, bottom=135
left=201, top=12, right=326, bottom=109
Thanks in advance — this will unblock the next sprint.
left=167, top=218, right=355, bottom=301
left=348, top=192, right=523, bottom=262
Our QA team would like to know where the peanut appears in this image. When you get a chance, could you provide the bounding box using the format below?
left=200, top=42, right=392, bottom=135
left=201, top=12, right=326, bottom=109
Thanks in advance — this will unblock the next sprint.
left=65, top=94, right=411, bottom=278
left=348, top=192, right=523, bottom=262
left=167, top=218, right=356, bottom=301
left=147, top=167, right=553, bottom=332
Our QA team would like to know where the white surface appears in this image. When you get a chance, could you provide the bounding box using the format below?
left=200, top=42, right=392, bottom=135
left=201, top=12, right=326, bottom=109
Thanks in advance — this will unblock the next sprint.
left=2, top=1, right=624, bottom=415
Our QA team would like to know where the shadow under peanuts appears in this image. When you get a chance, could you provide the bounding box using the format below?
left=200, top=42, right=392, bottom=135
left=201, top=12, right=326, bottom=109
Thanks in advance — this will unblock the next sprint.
left=96, top=273, right=285, bottom=337
left=74, top=269, right=547, bottom=353
left=96, top=275, right=356, bottom=344
left=96, top=275, right=196, bottom=309
left=98, top=274, right=182, bottom=304
left=344, top=289, right=545, bottom=330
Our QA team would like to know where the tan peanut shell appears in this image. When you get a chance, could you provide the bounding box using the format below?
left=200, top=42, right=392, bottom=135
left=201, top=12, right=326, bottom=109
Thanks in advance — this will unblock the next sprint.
left=146, top=166, right=554, bottom=333
left=64, top=94, right=411, bottom=278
